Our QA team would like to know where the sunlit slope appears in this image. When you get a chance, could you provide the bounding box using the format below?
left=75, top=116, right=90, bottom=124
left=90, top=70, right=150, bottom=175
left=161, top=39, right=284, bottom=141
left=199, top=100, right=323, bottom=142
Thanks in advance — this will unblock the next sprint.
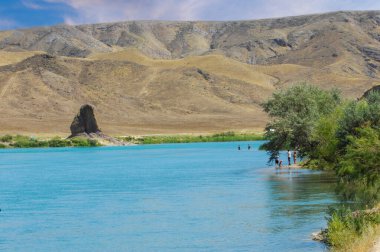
left=92, top=48, right=379, bottom=97
left=0, top=52, right=272, bottom=135
left=90, top=49, right=278, bottom=89
left=0, top=51, right=43, bottom=66
left=1, top=47, right=378, bottom=135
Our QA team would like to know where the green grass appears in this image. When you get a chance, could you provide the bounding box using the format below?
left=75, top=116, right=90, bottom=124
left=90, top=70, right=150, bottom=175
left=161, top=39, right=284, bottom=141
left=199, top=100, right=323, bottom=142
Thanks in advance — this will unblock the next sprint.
left=118, top=131, right=265, bottom=144
left=326, top=205, right=380, bottom=251
left=0, top=131, right=264, bottom=148
left=69, top=137, right=100, bottom=147
left=0, top=135, right=101, bottom=148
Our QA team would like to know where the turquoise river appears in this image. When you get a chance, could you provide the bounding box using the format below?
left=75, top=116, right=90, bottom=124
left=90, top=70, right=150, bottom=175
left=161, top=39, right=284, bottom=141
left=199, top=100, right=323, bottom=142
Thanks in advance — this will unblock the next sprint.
left=0, top=141, right=337, bottom=251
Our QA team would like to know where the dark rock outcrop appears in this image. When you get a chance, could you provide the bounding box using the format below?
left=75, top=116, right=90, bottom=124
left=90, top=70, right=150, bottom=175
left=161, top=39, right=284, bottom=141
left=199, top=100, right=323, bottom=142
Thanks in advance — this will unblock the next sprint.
left=272, top=38, right=291, bottom=47
left=68, top=104, right=128, bottom=146
left=69, top=104, right=101, bottom=137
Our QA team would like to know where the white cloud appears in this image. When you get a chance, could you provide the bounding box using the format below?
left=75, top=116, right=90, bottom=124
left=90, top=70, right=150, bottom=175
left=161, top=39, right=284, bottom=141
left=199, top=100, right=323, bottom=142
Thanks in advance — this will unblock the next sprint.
left=22, top=0, right=45, bottom=10
left=246, top=0, right=380, bottom=20
left=259, top=0, right=332, bottom=17
left=43, top=0, right=220, bottom=25
left=41, top=0, right=380, bottom=25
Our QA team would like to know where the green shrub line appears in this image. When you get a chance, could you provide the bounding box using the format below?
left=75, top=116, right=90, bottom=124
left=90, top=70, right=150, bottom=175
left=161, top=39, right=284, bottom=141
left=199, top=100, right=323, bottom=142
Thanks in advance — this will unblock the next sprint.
left=261, top=83, right=380, bottom=250
left=117, top=131, right=265, bottom=144
left=0, top=135, right=101, bottom=148
left=0, top=131, right=264, bottom=148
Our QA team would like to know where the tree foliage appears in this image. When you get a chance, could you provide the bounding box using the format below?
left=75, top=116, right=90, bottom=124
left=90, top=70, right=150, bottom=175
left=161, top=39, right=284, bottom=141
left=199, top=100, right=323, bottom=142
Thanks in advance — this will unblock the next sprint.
left=336, top=92, right=380, bottom=150
left=305, top=90, right=380, bottom=205
left=308, top=105, right=344, bottom=169
left=338, top=126, right=380, bottom=183
left=261, top=83, right=341, bottom=160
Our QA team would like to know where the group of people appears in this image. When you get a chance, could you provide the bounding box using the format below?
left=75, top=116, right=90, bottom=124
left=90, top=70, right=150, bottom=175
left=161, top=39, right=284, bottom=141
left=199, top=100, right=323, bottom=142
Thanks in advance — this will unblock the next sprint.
left=275, top=150, right=297, bottom=168
left=237, top=144, right=252, bottom=151
left=236, top=145, right=298, bottom=169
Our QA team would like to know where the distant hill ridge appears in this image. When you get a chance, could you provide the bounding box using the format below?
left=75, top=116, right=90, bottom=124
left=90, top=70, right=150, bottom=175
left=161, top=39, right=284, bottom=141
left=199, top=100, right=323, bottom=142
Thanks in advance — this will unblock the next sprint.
left=0, top=11, right=379, bottom=134
left=1, top=11, right=380, bottom=63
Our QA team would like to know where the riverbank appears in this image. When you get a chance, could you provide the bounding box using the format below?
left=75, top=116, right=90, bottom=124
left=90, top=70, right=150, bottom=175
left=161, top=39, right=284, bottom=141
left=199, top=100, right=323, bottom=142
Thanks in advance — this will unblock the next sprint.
left=0, top=135, right=101, bottom=148
left=330, top=222, right=380, bottom=252
left=312, top=204, right=380, bottom=252
left=0, top=131, right=265, bottom=148
left=119, top=131, right=265, bottom=144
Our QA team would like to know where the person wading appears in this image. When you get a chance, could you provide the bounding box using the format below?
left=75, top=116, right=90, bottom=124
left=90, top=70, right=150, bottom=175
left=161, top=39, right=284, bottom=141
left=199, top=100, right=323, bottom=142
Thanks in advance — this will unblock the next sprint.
left=287, top=150, right=291, bottom=166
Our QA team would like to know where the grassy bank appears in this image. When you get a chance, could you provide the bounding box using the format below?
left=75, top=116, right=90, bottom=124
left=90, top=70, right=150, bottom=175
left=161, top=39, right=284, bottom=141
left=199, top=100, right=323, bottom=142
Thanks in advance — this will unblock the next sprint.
left=0, top=135, right=101, bottom=148
left=0, top=131, right=264, bottom=148
left=326, top=204, right=380, bottom=252
left=118, top=131, right=265, bottom=144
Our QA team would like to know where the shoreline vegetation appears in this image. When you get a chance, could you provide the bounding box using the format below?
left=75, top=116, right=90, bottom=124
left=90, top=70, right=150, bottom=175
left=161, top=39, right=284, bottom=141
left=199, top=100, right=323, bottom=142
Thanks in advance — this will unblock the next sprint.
left=0, top=135, right=100, bottom=148
left=260, top=83, right=380, bottom=252
left=118, top=131, right=265, bottom=144
left=0, top=131, right=265, bottom=149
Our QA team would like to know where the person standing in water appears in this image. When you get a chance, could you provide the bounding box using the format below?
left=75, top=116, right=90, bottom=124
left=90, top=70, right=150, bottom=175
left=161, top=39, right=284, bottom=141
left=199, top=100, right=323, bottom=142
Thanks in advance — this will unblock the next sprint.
left=275, top=155, right=279, bottom=168
left=293, top=150, right=297, bottom=164
left=287, top=150, right=291, bottom=166
left=248, top=144, right=251, bottom=150
left=238, top=145, right=241, bottom=151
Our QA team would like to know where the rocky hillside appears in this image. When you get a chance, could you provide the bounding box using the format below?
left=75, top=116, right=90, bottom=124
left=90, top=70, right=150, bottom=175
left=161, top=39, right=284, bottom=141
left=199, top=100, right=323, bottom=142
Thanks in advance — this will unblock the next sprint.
left=0, top=11, right=379, bottom=135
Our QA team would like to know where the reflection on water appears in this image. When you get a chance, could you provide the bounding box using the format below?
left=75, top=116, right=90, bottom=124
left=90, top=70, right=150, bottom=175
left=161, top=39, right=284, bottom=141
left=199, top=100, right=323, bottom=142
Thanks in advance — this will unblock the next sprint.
left=267, top=170, right=337, bottom=234
left=0, top=142, right=337, bottom=251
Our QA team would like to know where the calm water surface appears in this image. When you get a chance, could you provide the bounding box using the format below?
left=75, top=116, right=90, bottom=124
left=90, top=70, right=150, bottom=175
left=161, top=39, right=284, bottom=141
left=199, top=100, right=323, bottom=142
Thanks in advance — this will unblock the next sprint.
left=0, top=141, right=337, bottom=251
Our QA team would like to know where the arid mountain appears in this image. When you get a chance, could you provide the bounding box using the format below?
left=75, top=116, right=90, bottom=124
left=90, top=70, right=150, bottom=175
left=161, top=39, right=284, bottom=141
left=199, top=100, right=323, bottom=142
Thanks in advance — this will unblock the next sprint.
left=0, top=11, right=379, bottom=135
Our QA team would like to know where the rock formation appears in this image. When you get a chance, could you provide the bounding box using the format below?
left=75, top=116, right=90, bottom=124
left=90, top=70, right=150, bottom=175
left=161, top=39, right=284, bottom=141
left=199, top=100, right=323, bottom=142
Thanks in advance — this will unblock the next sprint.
left=69, top=104, right=101, bottom=137
left=69, top=104, right=127, bottom=146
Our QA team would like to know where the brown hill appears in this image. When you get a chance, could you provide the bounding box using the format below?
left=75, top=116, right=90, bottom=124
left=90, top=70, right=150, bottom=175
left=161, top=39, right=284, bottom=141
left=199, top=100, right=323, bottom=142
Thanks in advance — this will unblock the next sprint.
left=0, top=11, right=380, bottom=135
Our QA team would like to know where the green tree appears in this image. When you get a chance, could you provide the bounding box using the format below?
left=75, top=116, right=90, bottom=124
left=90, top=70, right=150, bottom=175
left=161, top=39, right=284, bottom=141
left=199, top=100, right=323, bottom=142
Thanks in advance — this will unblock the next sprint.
left=336, top=91, right=380, bottom=150
left=338, top=126, right=380, bottom=182
left=308, top=105, right=344, bottom=169
left=261, top=83, right=341, bottom=160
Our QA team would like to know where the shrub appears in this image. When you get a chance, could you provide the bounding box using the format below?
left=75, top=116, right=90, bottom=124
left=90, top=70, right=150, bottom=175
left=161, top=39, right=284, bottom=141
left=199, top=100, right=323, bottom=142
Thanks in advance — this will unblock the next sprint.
left=138, top=132, right=264, bottom=144
left=47, top=137, right=70, bottom=147
left=11, top=136, right=49, bottom=148
left=70, top=137, right=100, bottom=147
left=0, top=134, right=12, bottom=142
left=326, top=206, right=380, bottom=248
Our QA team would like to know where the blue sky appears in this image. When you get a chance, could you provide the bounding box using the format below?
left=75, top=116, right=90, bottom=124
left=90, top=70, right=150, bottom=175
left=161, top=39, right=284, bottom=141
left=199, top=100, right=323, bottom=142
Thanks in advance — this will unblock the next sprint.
left=1, top=0, right=380, bottom=30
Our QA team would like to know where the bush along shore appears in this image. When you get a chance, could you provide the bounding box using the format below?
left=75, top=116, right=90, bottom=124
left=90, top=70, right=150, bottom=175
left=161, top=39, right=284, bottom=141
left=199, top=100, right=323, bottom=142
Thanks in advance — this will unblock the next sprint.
left=117, top=131, right=265, bottom=144
left=0, top=131, right=265, bottom=149
left=0, top=135, right=101, bottom=148
left=260, top=83, right=380, bottom=251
